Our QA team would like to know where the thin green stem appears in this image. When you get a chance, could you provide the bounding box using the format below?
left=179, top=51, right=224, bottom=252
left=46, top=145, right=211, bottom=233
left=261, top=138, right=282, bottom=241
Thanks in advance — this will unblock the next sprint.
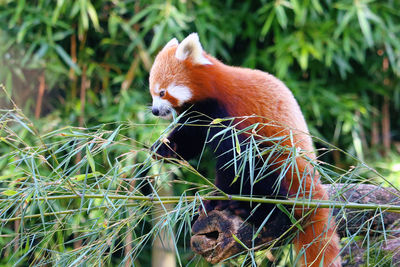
left=2, top=194, right=399, bottom=223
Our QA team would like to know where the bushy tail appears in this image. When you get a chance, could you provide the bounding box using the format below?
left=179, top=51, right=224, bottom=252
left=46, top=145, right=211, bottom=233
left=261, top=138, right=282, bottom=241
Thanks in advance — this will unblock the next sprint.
left=286, top=156, right=341, bottom=267
left=294, top=194, right=341, bottom=266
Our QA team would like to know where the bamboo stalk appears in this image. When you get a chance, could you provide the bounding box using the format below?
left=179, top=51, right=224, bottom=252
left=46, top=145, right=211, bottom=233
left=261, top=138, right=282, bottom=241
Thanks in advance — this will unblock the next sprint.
left=79, top=65, right=88, bottom=128
left=356, top=110, right=368, bottom=154
left=2, top=193, right=400, bottom=223
left=2, top=194, right=400, bottom=209
left=34, top=72, right=45, bottom=119
left=382, top=96, right=391, bottom=156
left=381, top=55, right=391, bottom=156
left=371, top=110, right=379, bottom=147
left=70, top=32, right=77, bottom=100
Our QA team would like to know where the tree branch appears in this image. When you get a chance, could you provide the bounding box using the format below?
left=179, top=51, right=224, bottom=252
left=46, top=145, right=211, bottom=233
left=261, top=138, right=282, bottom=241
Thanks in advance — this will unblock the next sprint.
left=190, top=184, right=400, bottom=265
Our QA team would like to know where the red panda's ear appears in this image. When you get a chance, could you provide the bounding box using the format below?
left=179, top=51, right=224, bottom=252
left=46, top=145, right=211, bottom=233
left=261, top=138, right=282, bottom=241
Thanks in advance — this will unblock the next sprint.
left=161, top=38, right=179, bottom=51
left=175, top=33, right=212, bottom=65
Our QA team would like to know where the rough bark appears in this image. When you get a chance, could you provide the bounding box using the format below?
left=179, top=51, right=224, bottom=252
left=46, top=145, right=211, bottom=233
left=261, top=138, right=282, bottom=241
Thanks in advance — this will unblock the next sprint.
left=190, top=184, right=400, bottom=265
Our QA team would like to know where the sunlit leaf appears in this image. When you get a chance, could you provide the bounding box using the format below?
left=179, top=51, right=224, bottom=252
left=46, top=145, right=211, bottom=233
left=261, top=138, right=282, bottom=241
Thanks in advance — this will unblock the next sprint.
left=299, top=47, right=308, bottom=70
left=275, top=5, right=288, bottom=29
left=261, top=12, right=275, bottom=37
left=108, top=13, right=119, bottom=39
left=2, top=189, right=18, bottom=196
left=79, top=0, right=89, bottom=30
left=357, top=7, right=373, bottom=46
left=87, top=1, right=100, bottom=31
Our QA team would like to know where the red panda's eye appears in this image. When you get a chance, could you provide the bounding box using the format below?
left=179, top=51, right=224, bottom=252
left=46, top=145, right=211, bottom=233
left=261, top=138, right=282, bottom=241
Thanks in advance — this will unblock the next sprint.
left=159, top=91, right=165, bottom=97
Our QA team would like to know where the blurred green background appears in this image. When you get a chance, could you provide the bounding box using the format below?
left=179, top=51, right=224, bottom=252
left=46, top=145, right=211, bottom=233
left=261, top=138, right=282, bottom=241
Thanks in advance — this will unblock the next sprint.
left=1, top=0, right=400, bottom=266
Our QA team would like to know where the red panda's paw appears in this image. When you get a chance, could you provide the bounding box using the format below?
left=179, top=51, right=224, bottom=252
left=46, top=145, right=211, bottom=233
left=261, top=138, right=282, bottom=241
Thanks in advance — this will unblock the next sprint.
left=150, top=139, right=178, bottom=160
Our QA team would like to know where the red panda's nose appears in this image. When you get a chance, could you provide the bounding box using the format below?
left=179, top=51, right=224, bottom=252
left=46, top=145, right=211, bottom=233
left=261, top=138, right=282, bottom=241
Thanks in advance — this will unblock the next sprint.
left=152, top=107, right=160, bottom=116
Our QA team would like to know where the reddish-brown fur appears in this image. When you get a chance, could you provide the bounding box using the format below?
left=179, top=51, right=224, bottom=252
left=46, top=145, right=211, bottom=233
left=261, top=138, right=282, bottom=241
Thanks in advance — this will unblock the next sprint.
left=150, top=43, right=341, bottom=266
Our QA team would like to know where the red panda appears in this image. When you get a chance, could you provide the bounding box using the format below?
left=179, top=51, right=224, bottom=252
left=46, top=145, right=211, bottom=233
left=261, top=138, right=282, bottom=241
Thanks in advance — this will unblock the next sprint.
left=149, top=33, right=341, bottom=267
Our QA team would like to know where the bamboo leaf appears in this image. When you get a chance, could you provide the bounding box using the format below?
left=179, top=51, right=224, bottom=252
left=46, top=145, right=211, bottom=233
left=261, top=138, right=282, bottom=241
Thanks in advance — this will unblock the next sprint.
left=108, top=13, right=119, bottom=39
left=334, top=9, right=356, bottom=39
left=230, top=174, right=239, bottom=186
left=275, top=5, right=288, bottom=29
left=87, top=1, right=100, bottom=31
left=52, top=0, right=66, bottom=24
left=72, top=172, right=102, bottom=181
left=54, top=44, right=82, bottom=74
left=261, top=12, right=275, bottom=37
left=234, top=131, right=241, bottom=155
left=100, top=125, right=121, bottom=149
left=2, top=189, right=18, bottom=196
left=357, top=7, right=373, bottom=47
left=9, top=0, right=25, bottom=28
left=211, top=118, right=231, bottom=124
left=232, top=234, right=249, bottom=250
left=0, top=173, right=23, bottom=181
left=53, top=30, right=73, bottom=41
left=86, top=146, right=96, bottom=173
left=79, top=0, right=89, bottom=30
left=277, top=204, right=304, bottom=232
left=34, top=43, right=49, bottom=60
left=299, top=47, right=308, bottom=70
left=311, top=0, right=323, bottom=14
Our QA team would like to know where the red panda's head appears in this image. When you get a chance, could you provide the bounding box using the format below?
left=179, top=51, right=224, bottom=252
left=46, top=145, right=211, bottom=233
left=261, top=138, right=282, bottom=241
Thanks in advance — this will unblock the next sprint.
left=149, top=33, right=213, bottom=119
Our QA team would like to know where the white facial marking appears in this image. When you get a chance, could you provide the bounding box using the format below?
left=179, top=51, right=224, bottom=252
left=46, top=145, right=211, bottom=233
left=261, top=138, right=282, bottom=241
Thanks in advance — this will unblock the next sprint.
left=167, top=84, right=192, bottom=106
left=153, top=83, right=160, bottom=94
left=152, top=95, right=173, bottom=119
left=175, top=33, right=212, bottom=65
